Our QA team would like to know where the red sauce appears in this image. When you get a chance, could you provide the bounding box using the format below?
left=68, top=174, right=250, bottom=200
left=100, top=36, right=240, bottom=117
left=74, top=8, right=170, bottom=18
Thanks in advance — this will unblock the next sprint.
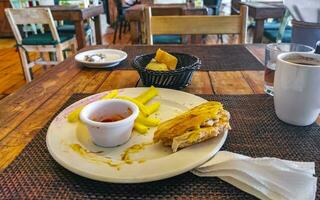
left=100, top=115, right=125, bottom=122
left=94, top=108, right=132, bottom=123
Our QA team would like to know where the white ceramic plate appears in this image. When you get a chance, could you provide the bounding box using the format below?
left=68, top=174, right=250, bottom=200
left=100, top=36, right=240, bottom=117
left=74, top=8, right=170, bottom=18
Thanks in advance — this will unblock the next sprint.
left=46, top=88, right=228, bottom=183
left=75, top=49, right=127, bottom=68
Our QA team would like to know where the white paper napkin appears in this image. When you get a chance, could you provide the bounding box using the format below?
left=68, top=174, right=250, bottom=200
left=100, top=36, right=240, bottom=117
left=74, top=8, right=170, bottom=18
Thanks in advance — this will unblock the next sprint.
left=192, top=151, right=317, bottom=200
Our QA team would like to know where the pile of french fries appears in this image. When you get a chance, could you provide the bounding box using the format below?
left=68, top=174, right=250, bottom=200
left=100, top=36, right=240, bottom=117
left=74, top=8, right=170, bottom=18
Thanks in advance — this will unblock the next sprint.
left=67, top=86, right=161, bottom=134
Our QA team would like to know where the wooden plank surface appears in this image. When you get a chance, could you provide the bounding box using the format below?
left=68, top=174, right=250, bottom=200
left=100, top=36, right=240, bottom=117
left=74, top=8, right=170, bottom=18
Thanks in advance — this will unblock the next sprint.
left=0, top=94, right=6, bottom=100
left=0, top=57, right=81, bottom=142
left=97, top=71, right=140, bottom=92
left=0, top=44, right=269, bottom=171
left=183, top=71, right=213, bottom=94
left=242, top=71, right=265, bottom=94
left=0, top=69, right=110, bottom=170
left=209, top=71, right=254, bottom=95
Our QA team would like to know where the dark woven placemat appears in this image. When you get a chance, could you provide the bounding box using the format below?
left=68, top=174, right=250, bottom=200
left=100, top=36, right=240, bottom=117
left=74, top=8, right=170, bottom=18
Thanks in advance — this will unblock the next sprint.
left=115, top=45, right=264, bottom=71
left=1, top=94, right=319, bottom=199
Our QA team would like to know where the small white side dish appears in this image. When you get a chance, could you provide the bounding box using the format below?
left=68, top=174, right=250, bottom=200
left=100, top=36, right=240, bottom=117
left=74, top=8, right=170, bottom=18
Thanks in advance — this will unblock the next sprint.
left=80, top=99, right=139, bottom=147
left=75, top=49, right=127, bottom=68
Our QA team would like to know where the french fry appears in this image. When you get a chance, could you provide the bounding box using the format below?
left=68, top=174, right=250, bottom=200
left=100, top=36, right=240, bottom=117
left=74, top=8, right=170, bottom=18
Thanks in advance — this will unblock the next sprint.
left=135, top=86, right=158, bottom=104
left=67, top=106, right=84, bottom=123
left=136, top=113, right=160, bottom=127
left=67, top=90, right=119, bottom=123
left=67, top=87, right=160, bottom=126
left=133, top=122, right=148, bottom=134
left=100, top=89, right=118, bottom=100
left=117, top=96, right=150, bottom=116
left=146, top=102, right=160, bottom=115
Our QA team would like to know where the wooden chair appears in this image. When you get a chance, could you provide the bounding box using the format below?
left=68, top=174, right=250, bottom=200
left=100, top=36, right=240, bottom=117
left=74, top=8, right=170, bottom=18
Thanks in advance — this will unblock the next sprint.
left=9, top=0, right=45, bottom=37
left=112, top=0, right=130, bottom=44
left=5, top=8, right=76, bottom=82
left=142, top=7, right=184, bottom=44
left=144, top=5, right=248, bottom=45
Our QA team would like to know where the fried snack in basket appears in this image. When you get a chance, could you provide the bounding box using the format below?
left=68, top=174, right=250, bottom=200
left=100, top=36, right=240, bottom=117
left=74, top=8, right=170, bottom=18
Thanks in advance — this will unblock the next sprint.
left=154, top=101, right=231, bottom=152
left=154, top=49, right=178, bottom=70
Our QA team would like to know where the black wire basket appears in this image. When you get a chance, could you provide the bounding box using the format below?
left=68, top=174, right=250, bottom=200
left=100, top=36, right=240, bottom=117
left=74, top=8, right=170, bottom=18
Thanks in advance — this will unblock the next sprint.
left=132, top=53, right=201, bottom=89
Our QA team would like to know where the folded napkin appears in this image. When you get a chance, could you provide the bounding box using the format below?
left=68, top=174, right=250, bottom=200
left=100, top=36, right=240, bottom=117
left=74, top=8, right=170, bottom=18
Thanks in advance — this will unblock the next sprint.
left=192, top=151, right=317, bottom=200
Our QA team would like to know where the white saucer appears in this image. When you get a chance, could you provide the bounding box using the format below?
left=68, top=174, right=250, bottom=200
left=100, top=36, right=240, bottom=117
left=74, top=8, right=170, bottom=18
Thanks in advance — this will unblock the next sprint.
left=75, top=49, right=127, bottom=68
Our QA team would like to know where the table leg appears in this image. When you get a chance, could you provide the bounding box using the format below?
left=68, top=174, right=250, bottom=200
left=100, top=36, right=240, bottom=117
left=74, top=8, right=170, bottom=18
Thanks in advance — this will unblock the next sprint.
left=74, top=20, right=86, bottom=50
left=253, top=19, right=264, bottom=43
left=94, top=15, right=102, bottom=45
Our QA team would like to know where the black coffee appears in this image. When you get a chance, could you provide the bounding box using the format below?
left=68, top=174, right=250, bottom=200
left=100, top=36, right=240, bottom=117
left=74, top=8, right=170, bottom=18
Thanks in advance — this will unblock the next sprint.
left=291, top=61, right=318, bottom=66
left=285, top=55, right=320, bottom=66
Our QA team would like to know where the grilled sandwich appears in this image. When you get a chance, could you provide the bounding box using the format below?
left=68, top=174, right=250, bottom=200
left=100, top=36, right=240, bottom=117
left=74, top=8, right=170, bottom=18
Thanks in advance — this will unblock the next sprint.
left=153, top=101, right=231, bottom=152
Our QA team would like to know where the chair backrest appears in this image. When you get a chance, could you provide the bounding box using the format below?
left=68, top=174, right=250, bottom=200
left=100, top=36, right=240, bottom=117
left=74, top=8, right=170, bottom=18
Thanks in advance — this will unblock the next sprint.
left=150, top=7, right=184, bottom=16
left=5, top=8, right=60, bottom=44
left=144, top=5, right=248, bottom=45
left=141, top=6, right=184, bottom=44
left=9, top=0, right=44, bottom=35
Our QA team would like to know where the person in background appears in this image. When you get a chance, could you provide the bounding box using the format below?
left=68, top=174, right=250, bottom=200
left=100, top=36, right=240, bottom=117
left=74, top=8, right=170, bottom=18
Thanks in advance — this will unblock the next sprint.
left=122, top=0, right=140, bottom=7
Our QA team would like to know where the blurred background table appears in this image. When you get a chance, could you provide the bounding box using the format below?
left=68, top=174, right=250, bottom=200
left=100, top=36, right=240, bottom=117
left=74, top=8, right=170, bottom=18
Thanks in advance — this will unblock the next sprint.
left=125, top=3, right=208, bottom=44
left=232, top=0, right=285, bottom=43
left=49, top=5, right=104, bottom=49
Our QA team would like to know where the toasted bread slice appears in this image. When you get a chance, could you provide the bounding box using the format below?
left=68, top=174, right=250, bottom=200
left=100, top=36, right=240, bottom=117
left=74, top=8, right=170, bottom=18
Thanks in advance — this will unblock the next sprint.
left=153, top=101, right=231, bottom=152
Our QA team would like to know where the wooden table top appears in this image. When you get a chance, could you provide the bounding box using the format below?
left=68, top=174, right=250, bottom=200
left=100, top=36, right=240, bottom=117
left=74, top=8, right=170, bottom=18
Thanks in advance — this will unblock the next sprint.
left=126, top=3, right=208, bottom=20
left=41, top=5, right=104, bottom=20
left=47, top=4, right=103, bottom=11
left=241, top=1, right=284, bottom=9
left=239, top=1, right=285, bottom=19
left=0, top=44, right=267, bottom=171
left=126, top=3, right=208, bottom=11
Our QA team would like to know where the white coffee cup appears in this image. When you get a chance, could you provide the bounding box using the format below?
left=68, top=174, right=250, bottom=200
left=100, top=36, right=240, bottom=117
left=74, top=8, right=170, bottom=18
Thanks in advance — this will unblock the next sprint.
left=274, top=52, right=320, bottom=126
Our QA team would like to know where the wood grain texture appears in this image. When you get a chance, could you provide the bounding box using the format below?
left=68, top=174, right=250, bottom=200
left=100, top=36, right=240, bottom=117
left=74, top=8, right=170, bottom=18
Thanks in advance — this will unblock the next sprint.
left=246, top=44, right=265, bottom=64
left=81, top=70, right=111, bottom=93
left=0, top=69, right=108, bottom=170
left=183, top=71, right=213, bottom=95
left=209, top=71, right=254, bottom=95
left=126, top=3, right=208, bottom=44
left=0, top=94, right=6, bottom=100
left=145, top=6, right=248, bottom=44
left=0, top=39, right=15, bottom=48
left=0, top=48, right=44, bottom=94
left=242, top=71, right=265, bottom=94
left=0, top=57, right=81, bottom=141
left=97, top=70, right=140, bottom=92
left=0, top=0, right=13, bottom=37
